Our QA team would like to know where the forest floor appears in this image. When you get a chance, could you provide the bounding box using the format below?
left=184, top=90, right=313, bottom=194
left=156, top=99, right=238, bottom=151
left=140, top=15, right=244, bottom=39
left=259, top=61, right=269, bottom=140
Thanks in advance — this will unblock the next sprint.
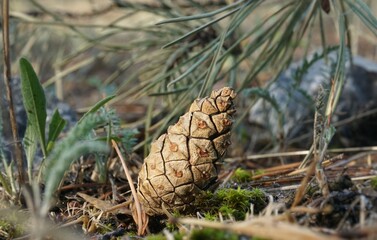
left=1, top=1, right=377, bottom=239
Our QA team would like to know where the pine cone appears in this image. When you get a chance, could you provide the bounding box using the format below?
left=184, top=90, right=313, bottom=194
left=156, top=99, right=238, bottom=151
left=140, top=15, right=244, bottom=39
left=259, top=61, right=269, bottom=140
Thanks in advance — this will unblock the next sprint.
left=137, top=87, right=236, bottom=215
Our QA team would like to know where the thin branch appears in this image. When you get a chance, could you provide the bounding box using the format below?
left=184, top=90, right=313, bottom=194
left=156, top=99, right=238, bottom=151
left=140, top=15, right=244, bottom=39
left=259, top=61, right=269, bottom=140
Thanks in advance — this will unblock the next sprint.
left=2, top=0, right=26, bottom=186
left=111, top=139, right=144, bottom=235
left=224, top=146, right=377, bottom=162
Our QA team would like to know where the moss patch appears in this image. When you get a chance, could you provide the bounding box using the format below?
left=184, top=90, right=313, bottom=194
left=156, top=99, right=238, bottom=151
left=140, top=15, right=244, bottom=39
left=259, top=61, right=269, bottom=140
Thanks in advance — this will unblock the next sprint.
left=145, top=232, right=183, bottom=240
left=195, top=187, right=267, bottom=220
left=232, top=168, right=252, bottom=183
left=0, top=218, right=23, bottom=239
left=371, top=176, right=377, bottom=190
left=190, top=228, right=238, bottom=240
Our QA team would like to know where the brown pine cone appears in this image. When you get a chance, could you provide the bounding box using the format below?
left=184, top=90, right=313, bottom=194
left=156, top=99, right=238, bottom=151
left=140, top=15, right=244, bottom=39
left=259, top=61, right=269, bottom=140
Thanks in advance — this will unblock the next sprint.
left=137, top=87, right=236, bottom=215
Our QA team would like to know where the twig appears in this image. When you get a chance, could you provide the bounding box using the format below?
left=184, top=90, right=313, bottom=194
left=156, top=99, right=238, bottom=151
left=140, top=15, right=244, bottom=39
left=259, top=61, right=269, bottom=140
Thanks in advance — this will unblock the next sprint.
left=335, top=197, right=360, bottom=231
left=224, top=146, right=377, bottom=162
left=111, top=139, right=143, bottom=235
left=291, top=157, right=317, bottom=207
left=360, top=195, right=366, bottom=227
left=351, top=175, right=377, bottom=181
left=2, top=0, right=26, bottom=186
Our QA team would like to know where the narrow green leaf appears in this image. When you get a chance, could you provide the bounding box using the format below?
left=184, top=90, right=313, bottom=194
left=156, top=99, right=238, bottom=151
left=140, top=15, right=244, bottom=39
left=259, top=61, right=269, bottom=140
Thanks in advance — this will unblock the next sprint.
left=0, top=170, right=12, bottom=196
left=156, top=0, right=243, bottom=24
left=149, top=87, right=189, bottom=96
left=47, top=109, right=67, bottom=154
left=324, top=125, right=336, bottom=144
left=23, top=123, right=38, bottom=181
left=162, top=7, right=241, bottom=49
left=42, top=141, right=108, bottom=215
left=19, top=58, right=47, bottom=158
left=346, top=0, right=377, bottom=36
left=167, top=48, right=214, bottom=87
left=326, top=13, right=346, bottom=116
left=199, top=1, right=244, bottom=97
left=41, top=113, right=109, bottom=215
left=243, top=88, right=281, bottom=113
left=78, top=94, right=116, bottom=124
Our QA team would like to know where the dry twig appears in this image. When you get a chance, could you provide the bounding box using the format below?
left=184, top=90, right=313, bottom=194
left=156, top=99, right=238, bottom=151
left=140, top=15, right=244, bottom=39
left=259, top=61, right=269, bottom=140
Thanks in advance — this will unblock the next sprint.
left=111, top=139, right=147, bottom=235
left=1, top=0, right=26, bottom=186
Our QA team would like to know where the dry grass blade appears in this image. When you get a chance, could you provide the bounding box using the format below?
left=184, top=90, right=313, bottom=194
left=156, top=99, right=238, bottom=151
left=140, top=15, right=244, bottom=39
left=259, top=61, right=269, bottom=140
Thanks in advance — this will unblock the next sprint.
left=111, top=139, right=146, bottom=235
left=177, top=216, right=340, bottom=240
left=291, top=158, right=316, bottom=208
left=77, top=192, right=114, bottom=212
left=225, top=146, right=377, bottom=162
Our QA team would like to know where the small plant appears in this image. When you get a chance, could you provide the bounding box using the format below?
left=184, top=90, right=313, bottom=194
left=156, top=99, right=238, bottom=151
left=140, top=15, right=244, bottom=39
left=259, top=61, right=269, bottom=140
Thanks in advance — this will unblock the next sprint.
left=0, top=58, right=137, bottom=218
left=371, top=176, right=377, bottom=190
left=0, top=218, right=23, bottom=239
left=196, top=187, right=266, bottom=220
left=232, top=168, right=252, bottom=183
left=217, top=188, right=266, bottom=219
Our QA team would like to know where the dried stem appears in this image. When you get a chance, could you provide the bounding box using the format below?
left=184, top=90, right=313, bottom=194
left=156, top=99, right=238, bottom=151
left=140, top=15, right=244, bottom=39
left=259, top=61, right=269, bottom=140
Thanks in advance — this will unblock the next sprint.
left=291, top=157, right=317, bottom=207
left=111, top=139, right=144, bottom=235
left=2, top=0, right=26, bottom=186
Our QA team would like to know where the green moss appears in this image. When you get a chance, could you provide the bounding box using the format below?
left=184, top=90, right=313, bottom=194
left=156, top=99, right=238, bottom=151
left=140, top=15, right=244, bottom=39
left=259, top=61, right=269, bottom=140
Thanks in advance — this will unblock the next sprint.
left=145, top=232, right=183, bottom=240
left=0, top=218, right=23, bottom=239
left=145, top=233, right=166, bottom=240
left=232, top=168, right=252, bottom=183
left=190, top=228, right=238, bottom=240
left=218, top=188, right=265, bottom=219
left=195, top=188, right=266, bottom=220
left=217, top=188, right=251, bottom=219
left=166, top=211, right=181, bottom=231
left=203, top=212, right=217, bottom=221
left=371, top=176, right=377, bottom=190
left=254, top=169, right=265, bottom=175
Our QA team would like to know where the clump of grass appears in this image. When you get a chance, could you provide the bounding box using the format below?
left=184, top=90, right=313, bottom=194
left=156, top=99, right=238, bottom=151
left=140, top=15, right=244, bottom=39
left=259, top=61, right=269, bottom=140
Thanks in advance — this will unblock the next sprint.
left=196, top=187, right=266, bottom=220
left=231, top=168, right=252, bottom=183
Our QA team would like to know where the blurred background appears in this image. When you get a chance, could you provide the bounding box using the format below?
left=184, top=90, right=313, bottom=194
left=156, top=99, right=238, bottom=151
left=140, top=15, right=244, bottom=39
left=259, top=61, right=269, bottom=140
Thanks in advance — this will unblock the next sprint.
left=3, top=0, right=377, bottom=157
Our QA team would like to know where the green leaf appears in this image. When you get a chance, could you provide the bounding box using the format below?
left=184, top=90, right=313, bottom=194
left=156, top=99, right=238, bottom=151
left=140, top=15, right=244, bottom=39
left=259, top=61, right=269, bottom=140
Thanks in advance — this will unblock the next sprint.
left=41, top=113, right=109, bottom=215
left=19, top=58, right=47, bottom=158
left=156, top=0, right=243, bottom=24
left=23, top=123, right=38, bottom=181
left=78, top=94, right=116, bottom=124
left=42, top=141, right=108, bottom=215
left=243, top=87, right=281, bottom=113
left=326, top=13, right=347, bottom=116
left=324, top=125, right=336, bottom=144
left=161, top=6, right=241, bottom=49
left=47, top=109, right=67, bottom=154
left=346, top=0, right=377, bottom=36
